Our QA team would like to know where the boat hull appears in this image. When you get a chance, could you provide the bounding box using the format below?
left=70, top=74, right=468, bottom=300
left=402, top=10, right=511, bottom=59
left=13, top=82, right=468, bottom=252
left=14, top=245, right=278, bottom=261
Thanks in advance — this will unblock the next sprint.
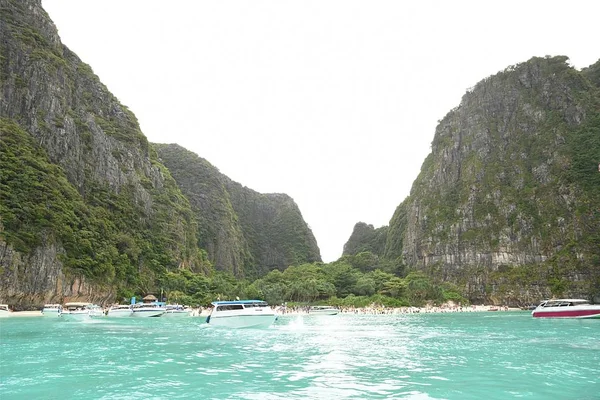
left=61, top=311, right=91, bottom=321
left=106, top=310, right=133, bottom=318
left=163, top=311, right=190, bottom=318
left=532, top=308, right=600, bottom=319
left=309, top=309, right=339, bottom=315
left=41, top=304, right=63, bottom=317
left=207, top=314, right=277, bottom=328
left=132, top=309, right=165, bottom=317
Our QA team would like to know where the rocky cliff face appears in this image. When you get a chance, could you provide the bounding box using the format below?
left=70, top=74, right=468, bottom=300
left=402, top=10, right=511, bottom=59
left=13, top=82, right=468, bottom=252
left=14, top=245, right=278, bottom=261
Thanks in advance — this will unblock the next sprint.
left=0, top=0, right=321, bottom=306
left=342, top=222, right=387, bottom=257
left=155, top=144, right=322, bottom=278
left=0, top=0, right=203, bottom=306
left=347, top=56, right=600, bottom=303
left=224, top=183, right=322, bottom=276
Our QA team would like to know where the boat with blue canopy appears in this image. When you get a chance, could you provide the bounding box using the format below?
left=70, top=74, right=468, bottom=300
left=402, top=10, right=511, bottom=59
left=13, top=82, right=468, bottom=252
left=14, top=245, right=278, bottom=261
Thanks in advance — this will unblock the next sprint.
left=206, top=300, right=277, bottom=328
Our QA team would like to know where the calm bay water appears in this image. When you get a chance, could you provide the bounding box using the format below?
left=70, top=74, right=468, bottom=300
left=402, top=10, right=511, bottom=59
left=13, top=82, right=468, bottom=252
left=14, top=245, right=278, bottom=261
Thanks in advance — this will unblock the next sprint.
left=1, top=312, right=598, bottom=399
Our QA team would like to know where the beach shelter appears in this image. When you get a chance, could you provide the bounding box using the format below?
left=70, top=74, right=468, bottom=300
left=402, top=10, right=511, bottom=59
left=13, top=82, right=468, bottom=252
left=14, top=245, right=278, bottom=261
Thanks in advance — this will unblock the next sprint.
left=143, top=295, right=157, bottom=303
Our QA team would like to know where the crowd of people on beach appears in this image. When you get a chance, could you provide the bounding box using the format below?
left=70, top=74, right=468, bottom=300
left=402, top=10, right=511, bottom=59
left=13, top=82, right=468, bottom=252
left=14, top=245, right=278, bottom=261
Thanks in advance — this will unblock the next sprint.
left=2, top=302, right=517, bottom=318
left=275, top=303, right=514, bottom=315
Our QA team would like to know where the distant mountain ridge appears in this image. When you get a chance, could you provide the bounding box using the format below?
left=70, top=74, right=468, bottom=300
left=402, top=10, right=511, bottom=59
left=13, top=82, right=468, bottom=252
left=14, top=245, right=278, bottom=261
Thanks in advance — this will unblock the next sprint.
left=0, top=0, right=320, bottom=305
left=345, top=56, right=600, bottom=303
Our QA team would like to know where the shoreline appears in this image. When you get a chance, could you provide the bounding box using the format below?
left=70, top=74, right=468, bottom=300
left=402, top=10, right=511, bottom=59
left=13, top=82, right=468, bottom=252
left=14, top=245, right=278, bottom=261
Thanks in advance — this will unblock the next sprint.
left=2, top=305, right=524, bottom=318
left=1, top=310, right=44, bottom=317
left=278, top=304, right=523, bottom=316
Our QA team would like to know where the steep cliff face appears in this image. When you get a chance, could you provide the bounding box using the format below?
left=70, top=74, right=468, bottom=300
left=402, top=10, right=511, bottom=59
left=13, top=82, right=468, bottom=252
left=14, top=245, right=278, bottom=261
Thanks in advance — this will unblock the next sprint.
left=0, top=0, right=321, bottom=305
left=155, top=144, right=322, bottom=278
left=342, top=222, right=388, bottom=257
left=582, top=59, right=600, bottom=88
left=0, top=0, right=203, bottom=305
left=224, top=181, right=322, bottom=276
left=349, top=56, right=600, bottom=303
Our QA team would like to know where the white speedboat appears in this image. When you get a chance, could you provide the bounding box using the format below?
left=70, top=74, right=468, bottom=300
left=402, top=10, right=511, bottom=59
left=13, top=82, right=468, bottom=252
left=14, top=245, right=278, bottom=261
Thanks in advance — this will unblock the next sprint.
left=106, top=304, right=133, bottom=318
left=0, top=304, right=11, bottom=318
left=163, top=304, right=190, bottom=318
left=206, top=300, right=277, bottom=328
left=131, top=303, right=166, bottom=317
left=532, top=299, right=600, bottom=319
left=308, top=305, right=339, bottom=315
left=62, top=302, right=104, bottom=320
left=41, top=304, right=63, bottom=317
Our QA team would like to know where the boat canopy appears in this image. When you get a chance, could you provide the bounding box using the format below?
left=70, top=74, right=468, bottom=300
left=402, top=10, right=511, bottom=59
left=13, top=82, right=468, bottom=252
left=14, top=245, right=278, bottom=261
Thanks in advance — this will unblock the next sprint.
left=539, top=299, right=590, bottom=307
left=64, top=302, right=91, bottom=307
left=212, top=300, right=268, bottom=306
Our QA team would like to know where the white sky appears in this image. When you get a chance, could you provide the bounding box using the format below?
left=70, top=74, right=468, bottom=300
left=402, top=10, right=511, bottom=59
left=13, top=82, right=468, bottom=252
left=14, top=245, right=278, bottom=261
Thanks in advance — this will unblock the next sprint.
left=42, top=0, right=598, bottom=262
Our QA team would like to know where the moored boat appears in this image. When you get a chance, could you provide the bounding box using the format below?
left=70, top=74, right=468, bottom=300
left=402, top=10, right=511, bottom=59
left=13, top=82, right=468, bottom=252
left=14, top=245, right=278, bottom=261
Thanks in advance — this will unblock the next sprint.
left=106, top=304, right=133, bottom=318
left=308, top=305, right=339, bottom=315
left=62, top=302, right=104, bottom=320
left=131, top=303, right=166, bottom=317
left=532, top=299, right=600, bottom=319
left=206, top=300, right=277, bottom=328
left=0, top=304, right=11, bottom=318
left=41, top=304, right=63, bottom=317
left=163, top=304, right=191, bottom=318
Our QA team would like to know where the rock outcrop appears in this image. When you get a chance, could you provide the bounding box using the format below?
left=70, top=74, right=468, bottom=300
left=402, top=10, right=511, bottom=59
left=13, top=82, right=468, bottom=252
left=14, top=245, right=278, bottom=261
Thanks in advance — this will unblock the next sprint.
left=155, top=144, right=321, bottom=278
left=346, top=56, right=600, bottom=303
left=342, top=222, right=387, bottom=257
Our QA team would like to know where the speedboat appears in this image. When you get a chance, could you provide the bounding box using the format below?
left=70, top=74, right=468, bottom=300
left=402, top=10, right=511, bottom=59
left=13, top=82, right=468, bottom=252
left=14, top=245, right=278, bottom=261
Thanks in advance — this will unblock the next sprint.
left=0, top=304, right=11, bottom=318
left=62, top=302, right=104, bottom=320
left=308, top=305, right=339, bottom=315
left=106, top=304, right=133, bottom=318
left=163, top=304, right=190, bottom=318
left=131, top=303, right=166, bottom=317
left=41, top=304, right=63, bottom=317
left=206, top=300, right=278, bottom=328
left=532, top=299, right=600, bottom=319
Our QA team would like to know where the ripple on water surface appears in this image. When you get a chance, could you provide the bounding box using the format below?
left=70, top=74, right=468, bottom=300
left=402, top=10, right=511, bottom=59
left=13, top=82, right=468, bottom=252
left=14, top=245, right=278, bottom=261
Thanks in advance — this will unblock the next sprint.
left=1, top=312, right=599, bottom=399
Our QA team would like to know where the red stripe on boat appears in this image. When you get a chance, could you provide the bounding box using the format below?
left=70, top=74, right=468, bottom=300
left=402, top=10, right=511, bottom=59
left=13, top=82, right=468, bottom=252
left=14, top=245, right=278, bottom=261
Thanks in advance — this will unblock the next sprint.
left=533, top=309, right=600, bottom=318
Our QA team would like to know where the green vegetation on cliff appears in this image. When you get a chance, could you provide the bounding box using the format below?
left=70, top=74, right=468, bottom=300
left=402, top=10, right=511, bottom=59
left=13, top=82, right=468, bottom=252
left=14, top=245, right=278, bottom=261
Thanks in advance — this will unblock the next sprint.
left=155, top=144, right=322, bottom=279
left=0, top=119, right=210, bottom=299
left=0, top=119, right=116, bottom=281
left=343, top=222, right=388, bottom=257
left=1, top=0, right=209, bottom=303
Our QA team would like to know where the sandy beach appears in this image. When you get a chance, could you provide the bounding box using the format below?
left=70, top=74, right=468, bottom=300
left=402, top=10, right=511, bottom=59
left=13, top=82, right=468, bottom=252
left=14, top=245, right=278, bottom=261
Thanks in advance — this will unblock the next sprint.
left=277, top=304, right=522, bottom=316
left=2, top=310, right=44, bottom=318
left=0, top=304, right=523, bottom=319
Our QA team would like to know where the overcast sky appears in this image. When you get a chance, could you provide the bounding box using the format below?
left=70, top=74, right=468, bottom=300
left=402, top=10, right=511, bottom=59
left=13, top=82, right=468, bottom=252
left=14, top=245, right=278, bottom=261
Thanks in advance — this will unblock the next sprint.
left=42, top=0, right=598, bottom=262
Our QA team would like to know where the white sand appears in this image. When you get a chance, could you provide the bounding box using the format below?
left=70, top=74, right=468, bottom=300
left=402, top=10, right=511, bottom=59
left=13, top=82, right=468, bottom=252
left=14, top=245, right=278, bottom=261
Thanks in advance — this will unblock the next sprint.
left=2, top=311, right=44, bottom=317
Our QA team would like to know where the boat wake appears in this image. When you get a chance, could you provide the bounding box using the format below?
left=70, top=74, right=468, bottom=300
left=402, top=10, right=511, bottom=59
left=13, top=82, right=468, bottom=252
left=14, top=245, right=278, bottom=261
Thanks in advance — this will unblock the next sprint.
left=280, top=315, right=305, bottom=331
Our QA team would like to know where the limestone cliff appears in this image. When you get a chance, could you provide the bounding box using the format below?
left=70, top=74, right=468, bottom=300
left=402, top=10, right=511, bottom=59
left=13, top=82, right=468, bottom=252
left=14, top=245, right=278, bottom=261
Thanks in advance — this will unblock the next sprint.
left=346, top=56, right=600, bottom=303
left=155, top=144, right=321, bottom=278
left=0, top=0, right=205, bottom=306
left=0, top=0, right=321, bottom=306
left=343, top=222, right=387, bottom=257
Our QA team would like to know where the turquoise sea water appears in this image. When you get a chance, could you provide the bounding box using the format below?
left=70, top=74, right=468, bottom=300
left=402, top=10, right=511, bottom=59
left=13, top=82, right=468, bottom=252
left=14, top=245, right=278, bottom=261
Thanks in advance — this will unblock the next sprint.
left=1, top=312, right=598, bottom=400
